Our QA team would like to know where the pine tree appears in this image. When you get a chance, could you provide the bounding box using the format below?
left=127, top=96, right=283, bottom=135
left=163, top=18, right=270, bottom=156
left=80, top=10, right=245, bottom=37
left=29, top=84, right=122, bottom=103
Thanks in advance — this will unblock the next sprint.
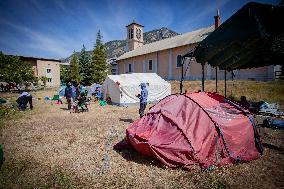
left=70, top=52, right=80, bottom=83
left=60, top=64, right=70, bottom=84
left=78, top=45, right=91, bottom=85
left=91, top=30, right=108, bottom=84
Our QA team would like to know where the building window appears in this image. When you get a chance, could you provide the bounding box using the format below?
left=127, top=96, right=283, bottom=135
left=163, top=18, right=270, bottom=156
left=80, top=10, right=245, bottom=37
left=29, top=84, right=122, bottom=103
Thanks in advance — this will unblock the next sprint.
left=47, top=68, right=51, bottom=73
left=128, top=64, right=132, bottom=73
left=128, top=29, right=131, bottom=39
left=47, top=78, right=52, bottom=82
left=148, top=60, right=153, bottom=70
left=176, top=55, right=182, bottom=68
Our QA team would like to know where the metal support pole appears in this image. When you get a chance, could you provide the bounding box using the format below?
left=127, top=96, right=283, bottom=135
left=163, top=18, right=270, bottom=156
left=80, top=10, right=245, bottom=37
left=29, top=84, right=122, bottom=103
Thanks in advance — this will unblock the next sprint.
left=215, top=66, right=218, bottom=93
left=180, top=58, right=184, bottom=94
left=202, top=63, right=205, bottom=91
left=224, top=69, right=227, bottom=97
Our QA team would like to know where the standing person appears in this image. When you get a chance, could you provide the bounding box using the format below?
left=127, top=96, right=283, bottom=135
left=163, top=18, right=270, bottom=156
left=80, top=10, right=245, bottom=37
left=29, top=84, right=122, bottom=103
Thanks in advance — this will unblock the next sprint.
left=76, top=83, right=82, bottom=98
left=65, top=82, right=73, bottom=110
left=16, top=90, right=33, bottom=110
left=137, top=83, right=148, bottom=118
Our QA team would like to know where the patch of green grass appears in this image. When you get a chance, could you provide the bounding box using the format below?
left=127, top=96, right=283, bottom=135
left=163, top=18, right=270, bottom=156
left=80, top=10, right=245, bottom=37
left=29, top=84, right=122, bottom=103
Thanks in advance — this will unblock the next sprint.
left=52, top=169, right=73, bottom=189
left=0, top=159, right=77, bottom=188
left=0, top=159, right=32, bottom=188
left=0, top=106, right=17, bottom=118
left=210, top=173, right=226, bottom=189
left=0, top=106, right=24, bottom=130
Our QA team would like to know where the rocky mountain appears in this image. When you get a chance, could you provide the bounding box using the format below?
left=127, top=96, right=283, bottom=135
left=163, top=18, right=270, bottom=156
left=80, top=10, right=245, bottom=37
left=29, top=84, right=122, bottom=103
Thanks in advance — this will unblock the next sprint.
left=62, top=27, right=179, bottom=63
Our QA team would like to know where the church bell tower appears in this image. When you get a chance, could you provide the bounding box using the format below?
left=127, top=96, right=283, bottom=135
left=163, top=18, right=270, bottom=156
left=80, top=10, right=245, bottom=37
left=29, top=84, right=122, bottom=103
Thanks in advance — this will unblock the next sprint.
left=126, top=20, right=144, bottom=51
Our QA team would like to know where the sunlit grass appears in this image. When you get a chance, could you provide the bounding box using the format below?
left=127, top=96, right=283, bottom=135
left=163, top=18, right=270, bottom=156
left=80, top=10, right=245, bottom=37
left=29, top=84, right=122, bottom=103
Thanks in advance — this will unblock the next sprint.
left=171, top=80, right=284, bottom=107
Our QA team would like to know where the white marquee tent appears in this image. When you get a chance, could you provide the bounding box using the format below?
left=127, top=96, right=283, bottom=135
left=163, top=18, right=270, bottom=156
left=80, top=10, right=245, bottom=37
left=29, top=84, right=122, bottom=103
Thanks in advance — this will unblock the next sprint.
left=103, top=73, right=171, bottom=106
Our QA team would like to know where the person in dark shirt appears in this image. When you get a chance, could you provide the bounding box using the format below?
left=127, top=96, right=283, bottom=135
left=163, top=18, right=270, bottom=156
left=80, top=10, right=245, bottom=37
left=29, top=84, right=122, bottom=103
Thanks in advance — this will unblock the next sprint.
left=75, top=83, right=82, bottom=99
left=65, top=82, right=73, bottom=110
left=240, top=96, right=250, bottom=110
left=16, top=91, right=33, bottom=110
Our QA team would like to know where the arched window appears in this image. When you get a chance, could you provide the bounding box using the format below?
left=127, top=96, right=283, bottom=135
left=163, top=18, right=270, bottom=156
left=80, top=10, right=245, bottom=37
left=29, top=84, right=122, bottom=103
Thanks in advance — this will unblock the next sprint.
left=130, top=28, right=134, bottom=39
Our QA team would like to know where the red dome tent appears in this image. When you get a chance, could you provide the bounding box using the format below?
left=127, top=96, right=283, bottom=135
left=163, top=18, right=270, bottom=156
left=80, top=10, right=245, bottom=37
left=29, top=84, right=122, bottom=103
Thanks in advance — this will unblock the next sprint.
left=126, top=92, right=263, bottom=169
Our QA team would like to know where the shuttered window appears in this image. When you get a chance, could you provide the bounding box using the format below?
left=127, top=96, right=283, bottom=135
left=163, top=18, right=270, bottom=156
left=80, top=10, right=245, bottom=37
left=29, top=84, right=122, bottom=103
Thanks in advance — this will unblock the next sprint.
left=148, top=60, right=153, bottom=70
left=177, top=55, right=182, bottom=67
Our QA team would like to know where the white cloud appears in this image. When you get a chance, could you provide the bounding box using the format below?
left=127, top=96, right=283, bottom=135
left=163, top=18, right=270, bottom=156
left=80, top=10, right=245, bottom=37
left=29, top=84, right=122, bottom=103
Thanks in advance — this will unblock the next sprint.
left=183, top=0, right=232, bottom=31
left=1, top=20, right=73, bottom=58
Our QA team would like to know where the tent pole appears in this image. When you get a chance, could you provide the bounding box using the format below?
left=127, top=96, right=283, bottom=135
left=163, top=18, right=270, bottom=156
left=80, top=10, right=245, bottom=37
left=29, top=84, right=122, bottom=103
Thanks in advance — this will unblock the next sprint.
left=180, top=58, right=184, bottom=94
left=215, top=66, right=218, bottom=93
left=202, top=63, right=205, bottom=91
left=231, top=70, right=234, bottom=96
left=224, top=69, right=227, bottom=97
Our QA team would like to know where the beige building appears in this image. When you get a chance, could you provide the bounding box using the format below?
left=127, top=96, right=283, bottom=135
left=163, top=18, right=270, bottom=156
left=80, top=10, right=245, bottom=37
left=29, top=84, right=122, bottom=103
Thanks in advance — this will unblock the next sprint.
left=117, top=21, right=214, bottom=80
left=117, top=14, right=281, bottom=81
left=19, top=56, right=61, bottom=87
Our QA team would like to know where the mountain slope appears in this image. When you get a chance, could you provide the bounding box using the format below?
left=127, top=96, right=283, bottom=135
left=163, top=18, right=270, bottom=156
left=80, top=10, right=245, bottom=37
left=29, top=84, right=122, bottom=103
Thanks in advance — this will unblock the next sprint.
left=63, top=27, right=179, bottom=63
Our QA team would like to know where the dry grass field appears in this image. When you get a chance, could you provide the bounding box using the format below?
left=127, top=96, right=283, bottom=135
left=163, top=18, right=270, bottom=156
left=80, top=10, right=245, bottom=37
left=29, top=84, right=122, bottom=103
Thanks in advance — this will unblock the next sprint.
left=0, top=80, right=283, bottom=189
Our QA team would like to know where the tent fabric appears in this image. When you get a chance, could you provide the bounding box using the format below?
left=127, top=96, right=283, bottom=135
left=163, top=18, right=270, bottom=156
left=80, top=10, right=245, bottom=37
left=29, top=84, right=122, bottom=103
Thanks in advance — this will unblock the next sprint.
left=126, top=92, right=263, bottom=169
left=194, top=2, right=284, bottom=70
left=103, top=73, right=171, bottom=106
left=59, top=86, right=66, bottom=97
left=59, top=85, right=94, bottom=97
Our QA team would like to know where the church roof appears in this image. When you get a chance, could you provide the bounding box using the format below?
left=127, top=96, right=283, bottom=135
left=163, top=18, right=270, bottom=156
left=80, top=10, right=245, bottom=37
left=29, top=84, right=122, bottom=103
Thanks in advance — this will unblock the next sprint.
left=117, top=25, right=214, bottom=61
left=126, top=21, right=144, bottom=27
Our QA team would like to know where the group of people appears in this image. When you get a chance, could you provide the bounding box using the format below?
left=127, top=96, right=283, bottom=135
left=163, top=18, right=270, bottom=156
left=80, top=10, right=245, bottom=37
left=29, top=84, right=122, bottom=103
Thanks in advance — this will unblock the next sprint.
left=0, top=83, right=19, bottom=92
left=15, top=81, right=251, bottom=119
left=64, top=82, right=90, bottom=112
left=64, top=82, right=103, bottom=112
left=65, top=81, right=149, bottom=117
left=14, top=81, right=148, bottom=117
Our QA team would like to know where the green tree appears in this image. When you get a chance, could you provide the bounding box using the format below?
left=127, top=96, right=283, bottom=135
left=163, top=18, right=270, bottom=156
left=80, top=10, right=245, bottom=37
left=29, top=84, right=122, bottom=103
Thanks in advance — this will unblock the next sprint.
left=90, top=30, right=108, bottom=84
left=60, top=64, right=70, bottom=84
left=69, top=52, right=80, bottom=83
left=78, top=45, right=91, bottom=85
left=280, top=0, right=284, bottom=6
left=0, top=52, right=35, bottom=84
left=40, top=76, right=47, bottom=87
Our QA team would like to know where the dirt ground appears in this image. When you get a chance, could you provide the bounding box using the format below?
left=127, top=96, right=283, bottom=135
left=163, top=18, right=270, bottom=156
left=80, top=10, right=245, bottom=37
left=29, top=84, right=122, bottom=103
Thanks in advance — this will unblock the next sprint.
left=0, top=81, right=284, bottom=189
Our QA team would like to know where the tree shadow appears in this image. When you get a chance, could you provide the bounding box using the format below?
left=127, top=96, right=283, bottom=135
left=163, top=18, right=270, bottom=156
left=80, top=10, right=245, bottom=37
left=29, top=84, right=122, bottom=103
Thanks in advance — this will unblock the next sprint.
left=119, top=118, right=134, bottom=123
left=113, top=139, right=162, bottom=168
left=60, top=107, right=70, bottom=111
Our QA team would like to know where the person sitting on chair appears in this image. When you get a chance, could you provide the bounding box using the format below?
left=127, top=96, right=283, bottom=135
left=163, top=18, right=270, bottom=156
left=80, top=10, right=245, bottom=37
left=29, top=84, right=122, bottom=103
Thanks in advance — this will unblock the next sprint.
left=16, top=91, right=33, bottom=110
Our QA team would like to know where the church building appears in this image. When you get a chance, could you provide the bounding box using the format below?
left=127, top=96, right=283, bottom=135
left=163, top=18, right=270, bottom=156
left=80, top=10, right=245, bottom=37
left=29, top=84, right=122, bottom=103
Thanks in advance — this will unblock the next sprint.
left=116, top=12, right=280, bottom=81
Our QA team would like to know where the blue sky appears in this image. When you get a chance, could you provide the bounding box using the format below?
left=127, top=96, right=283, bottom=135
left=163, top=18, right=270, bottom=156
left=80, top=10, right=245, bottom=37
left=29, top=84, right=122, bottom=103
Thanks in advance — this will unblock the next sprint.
left=0, top=0, right=279, bottom=59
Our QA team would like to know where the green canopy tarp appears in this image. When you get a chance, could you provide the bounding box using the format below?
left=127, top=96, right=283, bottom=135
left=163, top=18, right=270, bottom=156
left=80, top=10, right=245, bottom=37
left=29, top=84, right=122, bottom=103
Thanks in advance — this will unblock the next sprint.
left=194, top=2, right=284, bottom=70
